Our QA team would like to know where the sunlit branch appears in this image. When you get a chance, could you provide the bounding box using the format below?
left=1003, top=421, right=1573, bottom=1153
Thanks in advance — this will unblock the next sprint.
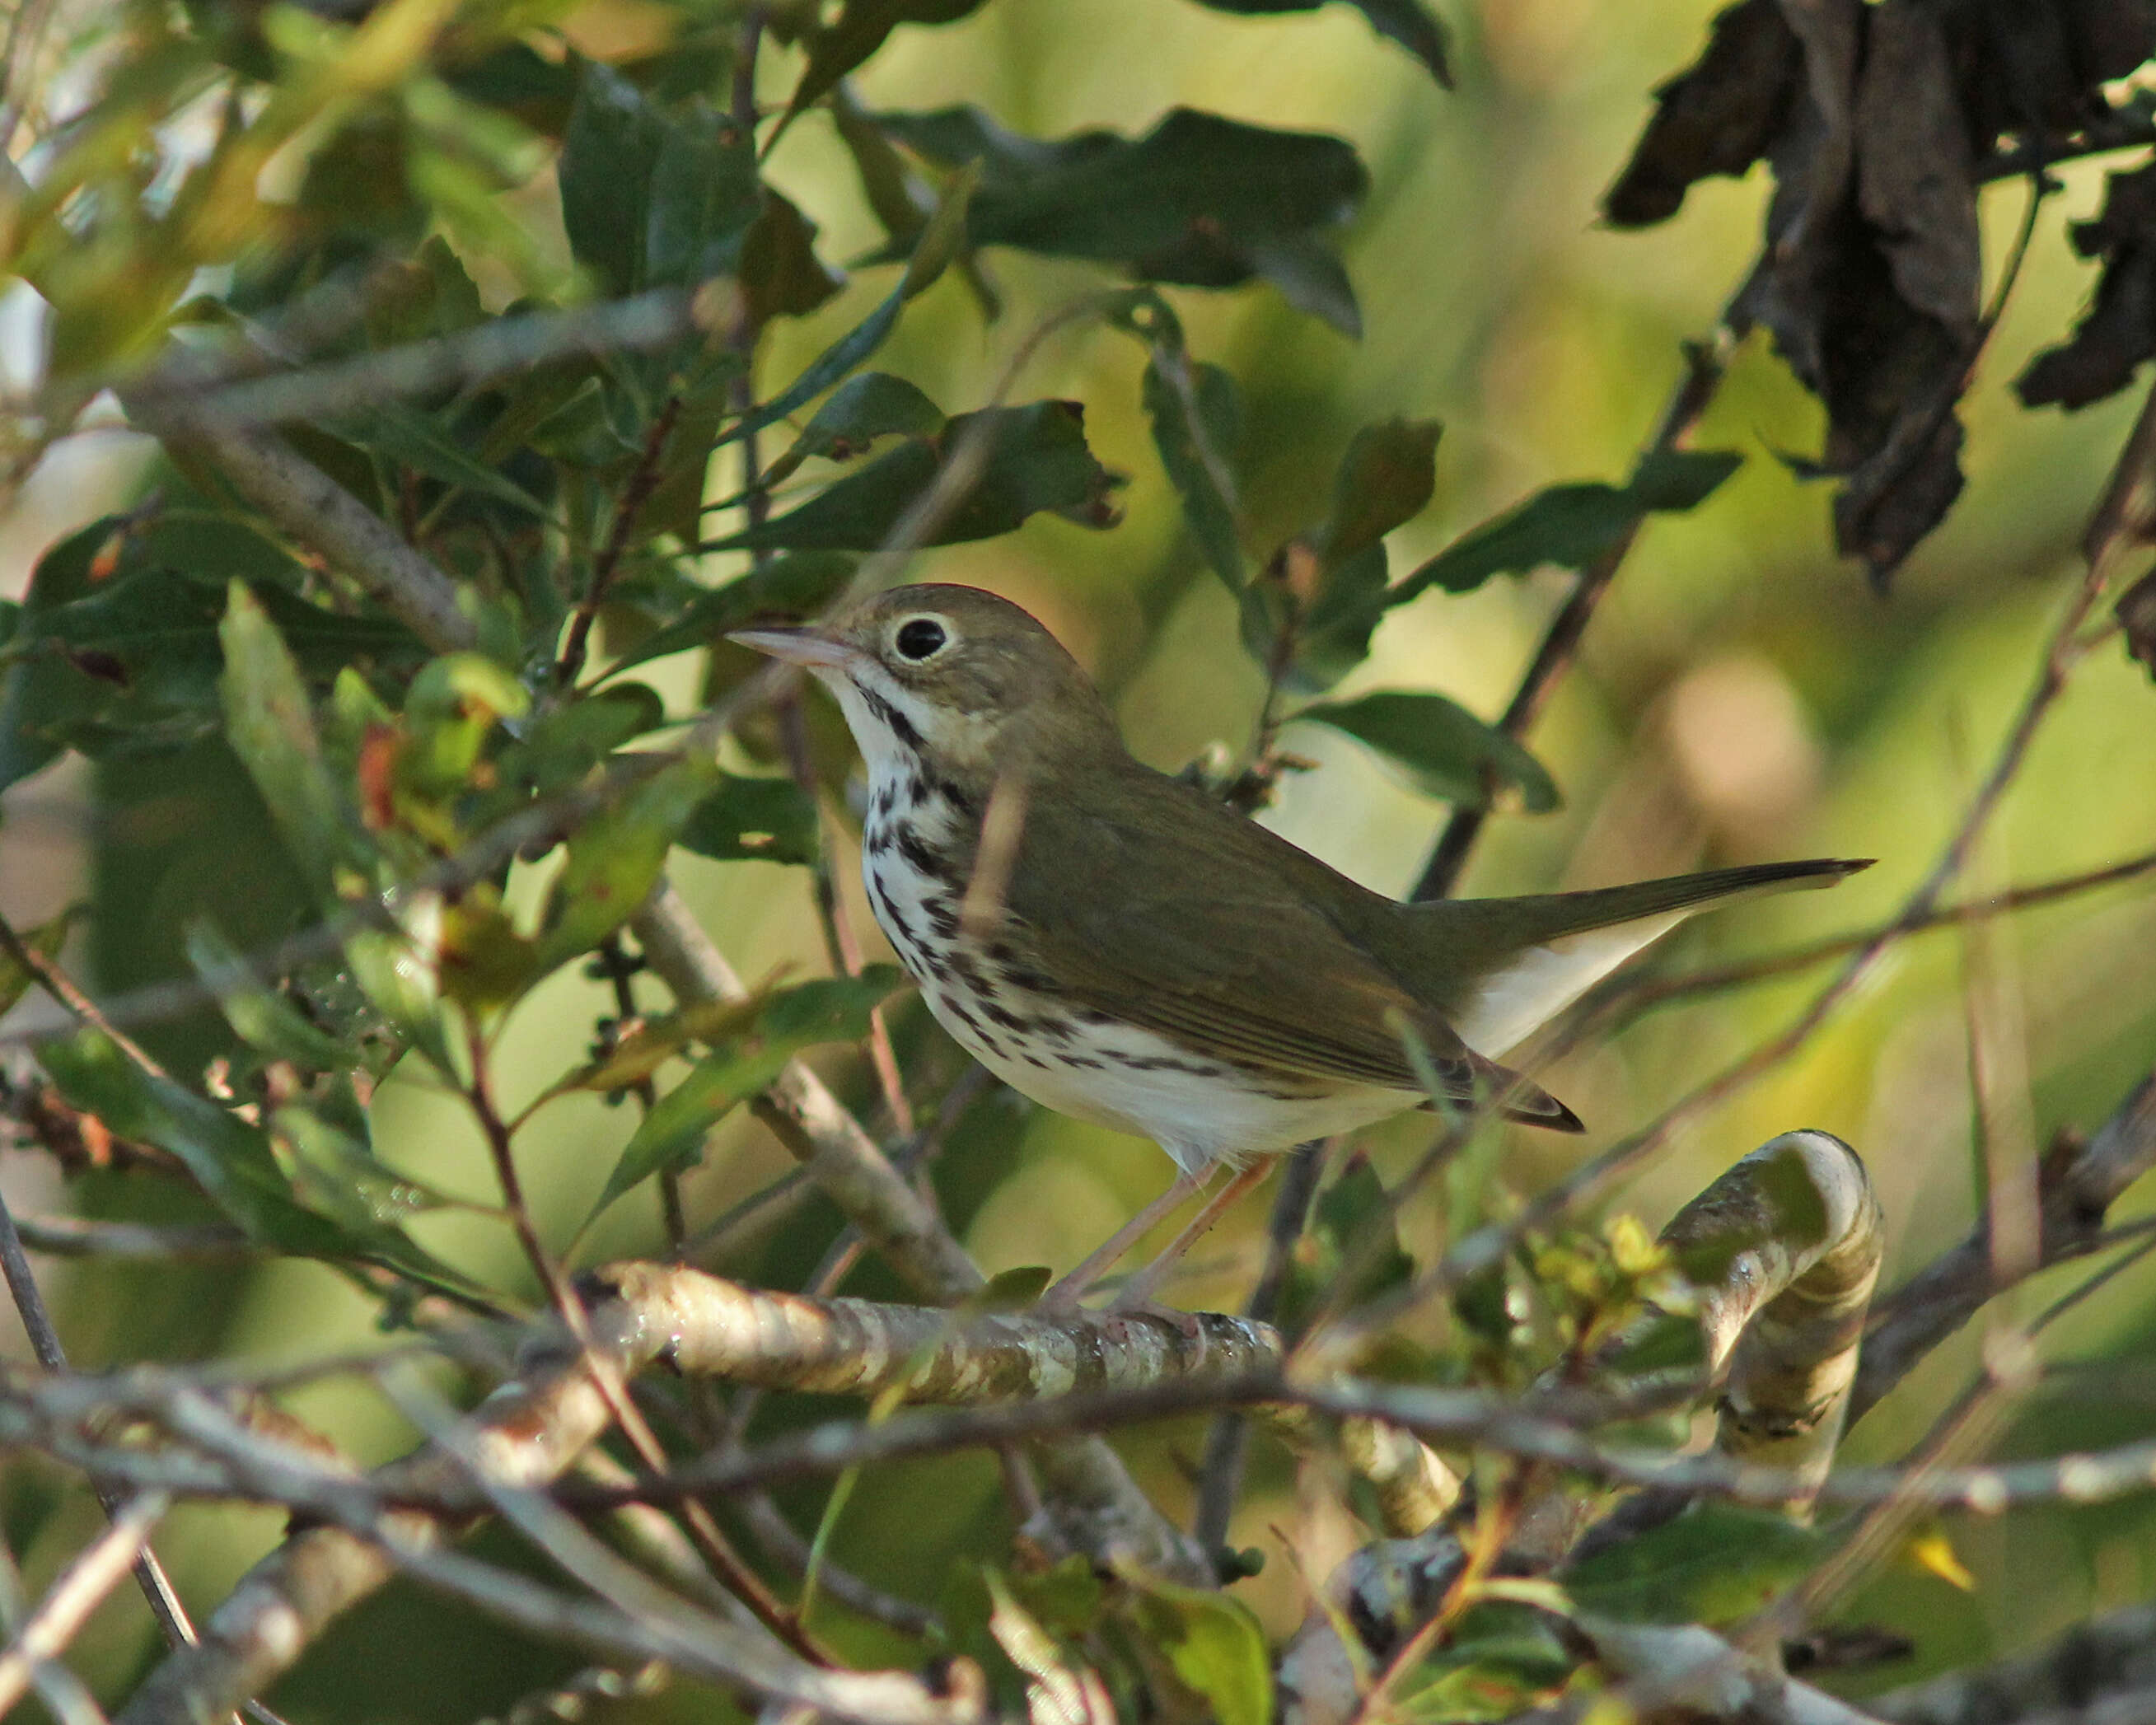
left=134, top=292, right=700, bottom=431
left=0, top=1492, right=169, bottom=1719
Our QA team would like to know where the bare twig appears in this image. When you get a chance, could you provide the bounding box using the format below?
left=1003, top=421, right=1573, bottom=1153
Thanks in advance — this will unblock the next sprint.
left=0, top=1183, right=203, bottom=1663
left=0, top=914, right=166, bottom=1077
left=0, top=1494, right=170, bottom=1719
left=1192, top=1136, right=1326, bottom=1552
left=2, top=1215, right=250, bottom=1260
left=1851, top=1069, right=2156, bottom=1423
left=124, top=409, right=480, bottom=654
left=143, top=292, right=698, bottom=431
left=1597, top=846, right=2156, bottom=1022
left=460, top=1027, right=821, bottom=1662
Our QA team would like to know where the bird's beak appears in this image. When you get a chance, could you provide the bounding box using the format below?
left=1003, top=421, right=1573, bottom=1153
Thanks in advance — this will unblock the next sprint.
left=726, top=624, right=855, bottom=671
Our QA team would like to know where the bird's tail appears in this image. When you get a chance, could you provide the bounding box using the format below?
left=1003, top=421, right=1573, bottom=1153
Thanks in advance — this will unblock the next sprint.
left=1397, top=858, right=1872, bottom=1058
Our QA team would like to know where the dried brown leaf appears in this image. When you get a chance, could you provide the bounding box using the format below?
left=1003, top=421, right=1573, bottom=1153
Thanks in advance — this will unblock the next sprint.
left=2019, top=163, right=2156, bottom=410
left=1604, top=0, right=1803, bottom=228
left=1856, top=2, right=1981, bottom=339
left=1728, top=0, right=1980, bottom=582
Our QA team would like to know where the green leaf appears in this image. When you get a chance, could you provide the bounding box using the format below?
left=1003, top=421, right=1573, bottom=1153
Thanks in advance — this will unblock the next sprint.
left=559, top=61, right=773, bottom=306
left=1393, top=449, right=1742, bottom=603
left=764, top=373, right=946, bottom=487
left=1240, top=540, right=1391, bottom=694
left=832, top=88, right=935, bottom=245
left=344, top=914, right=452, bottom=1073
left=486, top=683, right=669, bottom=815
left=219, top=582, right=370, bottom=899
left=716, top=171, right=972, bottom=456
left=1628, top=448, right=1747, bottom=511
left=365, top=236, right=486, bottom=348
left=871, top=106, right=1368, bottom=333
left=610, top=553, right=860, bottom=672
left=1321, top=418, right=1441, bottom=563
left=0, top=907, right=82, bottom=1020
left=336, top=402, right=550, bottom=518
left=590, top=968, right=905, bottom=1216
left=1292, top=691, right=1559, bottom=811
left=38, top=1031, right=348, bottom=1254
left=1, top=556, right=423, bottom=786
left=0, top=521, right=99, bottom=792
left=1141, top=349, right=1243, bottom=589
left=779, top=0, right=989, bottom=137
left=398, top=652, right=531, bottom=799
left=1562, top=1503, right=1831, bottom=1625
left=559, top=61, right=667, bottom=297
left=1236, top=417, right=1440, bottom=690
left=709, top=402, right=1123, bottom=552
left=966, top=1265, right=1054, bottom=1309
left=535, top=755, right=722, bottom=971
left=1276, top=1152, right=1413, bottom=1335
left=269, top=1100, right=456, bottom=1232
left=1125, top=1573, right=1273, bottom=1725
left=185, top=920, right=355, bottom=1072
left=1189, top=0, right=1451, bottom=84
left=644, top=102, right=760, bottom=292
left=679, top=774, right=821, bottom=867
left=739, top=188, right=846, bottom=324
left=1398, top=1606, right=1573, bottom=1722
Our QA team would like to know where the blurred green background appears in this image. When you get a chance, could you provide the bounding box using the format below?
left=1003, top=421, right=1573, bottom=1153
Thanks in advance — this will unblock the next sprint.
left=3, top=0, right=2155, bottom=1717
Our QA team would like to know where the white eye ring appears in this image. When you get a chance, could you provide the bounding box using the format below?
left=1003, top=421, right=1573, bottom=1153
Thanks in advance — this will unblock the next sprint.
left=892, top=615, right=952, bottom=661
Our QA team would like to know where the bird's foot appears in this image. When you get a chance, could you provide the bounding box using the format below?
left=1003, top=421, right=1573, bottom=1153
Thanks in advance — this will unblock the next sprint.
left=1103, top=1292, right=1204, bottom=1342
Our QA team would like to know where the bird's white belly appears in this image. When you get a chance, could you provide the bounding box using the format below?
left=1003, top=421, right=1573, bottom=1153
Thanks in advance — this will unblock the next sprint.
left=857, top=784, right=1419, bottom=1176
left=954, top=1021, right=1419, bottom=1176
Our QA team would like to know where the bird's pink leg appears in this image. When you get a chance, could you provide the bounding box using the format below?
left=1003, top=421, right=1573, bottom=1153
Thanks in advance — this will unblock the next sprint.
left=1043, top=1169, right=1206, bottom=1308
left=1108, top=1161, right=1270, bottom=1314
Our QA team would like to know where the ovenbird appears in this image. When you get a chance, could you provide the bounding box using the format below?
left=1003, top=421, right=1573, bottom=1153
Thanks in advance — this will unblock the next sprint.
left=732, top=585, right=1867, bottom=1307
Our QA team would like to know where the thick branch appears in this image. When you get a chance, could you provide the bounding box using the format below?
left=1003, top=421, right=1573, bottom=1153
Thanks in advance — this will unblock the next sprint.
left=1571, top=1620, right=1883, bottom=1725
left=596, top=1260, right=1278, bottom=1399
left=130, top=408, right=479, bottom=655
left=594, top=1262, right=1457, bottom=1544
left=1661, top=1129, right=1883, bottom=1491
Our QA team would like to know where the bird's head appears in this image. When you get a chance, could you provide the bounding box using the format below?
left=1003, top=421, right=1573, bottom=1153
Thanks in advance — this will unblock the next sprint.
left=729, top=583, right=1120, bottom=781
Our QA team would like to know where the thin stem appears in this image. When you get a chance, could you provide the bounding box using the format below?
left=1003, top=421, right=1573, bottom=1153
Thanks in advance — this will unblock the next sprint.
left=0, top=914, right=166, bottom=1077
left=557, top=395, right=683, bottom=687
left=1596, top=844, right=2156, bottom=1023
left=459, top=1021, right=825, bottom=1663
left=1191, top=1137, right=1325, bottom=1554
left=1348, top=1469, right=1527, bottom=1725
left=1412, top=337, right=1728, bottom=900
left=0, top=1185, right=205, bottom=1669
left=590, top=937, right=685, bottom=1259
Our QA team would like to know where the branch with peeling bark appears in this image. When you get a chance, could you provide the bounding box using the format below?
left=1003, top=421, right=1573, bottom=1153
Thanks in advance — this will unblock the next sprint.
left=1279, top=1129, right=1885, bottom=1725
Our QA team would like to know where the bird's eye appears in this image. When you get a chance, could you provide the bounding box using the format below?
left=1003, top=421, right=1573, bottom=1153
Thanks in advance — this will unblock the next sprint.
left=894, top=617, right=948, bottom=661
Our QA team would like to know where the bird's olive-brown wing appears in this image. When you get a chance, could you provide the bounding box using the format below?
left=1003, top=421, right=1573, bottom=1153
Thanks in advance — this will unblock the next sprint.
left=995, top=761, right=1566, bottom=1118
